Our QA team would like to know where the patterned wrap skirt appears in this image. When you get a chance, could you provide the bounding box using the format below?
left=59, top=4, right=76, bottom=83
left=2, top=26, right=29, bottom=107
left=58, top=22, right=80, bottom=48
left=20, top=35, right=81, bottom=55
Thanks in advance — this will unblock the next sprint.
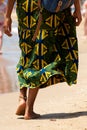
left=16, top=0, right=78, bottom=89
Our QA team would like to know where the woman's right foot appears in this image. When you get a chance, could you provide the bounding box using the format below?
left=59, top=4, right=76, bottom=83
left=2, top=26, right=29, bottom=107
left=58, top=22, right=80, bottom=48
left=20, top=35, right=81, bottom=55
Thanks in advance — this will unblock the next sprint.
left=24, top=111, right=41, bottom=120
left=15, top=96, right=26, bottom=116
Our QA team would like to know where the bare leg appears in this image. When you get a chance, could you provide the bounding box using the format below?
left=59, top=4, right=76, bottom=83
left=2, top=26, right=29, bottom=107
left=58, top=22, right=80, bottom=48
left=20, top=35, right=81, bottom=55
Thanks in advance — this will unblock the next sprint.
left=84, top=14, right=87, bottom=36
left=15, top=87, right=27, bottom=115
left=24, top=87, right=40, bottom=120
left=20, top=87, right=27, bottom=98
left=0, top=30, right=3, bottom=54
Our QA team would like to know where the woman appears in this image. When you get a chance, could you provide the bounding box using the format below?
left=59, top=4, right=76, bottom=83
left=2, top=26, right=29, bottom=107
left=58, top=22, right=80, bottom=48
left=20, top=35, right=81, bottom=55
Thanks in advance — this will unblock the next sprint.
left=4, top=0, right=82, bottom=120
left=0, top=0, right=6, bottom=54
left=83, top=0, right=87, bottom=36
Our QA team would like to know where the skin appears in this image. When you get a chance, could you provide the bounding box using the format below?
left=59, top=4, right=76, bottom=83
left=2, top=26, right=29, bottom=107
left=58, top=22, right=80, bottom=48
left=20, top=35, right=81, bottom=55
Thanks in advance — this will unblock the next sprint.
left=4, top=0, right=82, bottom=120
left=4, top=0, right=40, bottom=119
left=4, top=0, right=82, bottom=37
left=83, top=1, right=87, bottom=36
left=74, top=0, right=82, bottom=26
left=0, top=1, right=6, bottom=53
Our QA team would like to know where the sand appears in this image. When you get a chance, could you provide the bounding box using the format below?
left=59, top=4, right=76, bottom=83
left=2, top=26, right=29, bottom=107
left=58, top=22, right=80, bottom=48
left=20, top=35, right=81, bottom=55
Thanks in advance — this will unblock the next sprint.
left=0, top=14, right=87, bottom=130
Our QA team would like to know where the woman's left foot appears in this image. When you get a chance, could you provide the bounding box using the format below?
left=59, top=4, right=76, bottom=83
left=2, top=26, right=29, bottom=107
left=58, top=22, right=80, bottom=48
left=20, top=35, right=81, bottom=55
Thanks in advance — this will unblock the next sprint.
left=15, top=96, right=26, bottom=115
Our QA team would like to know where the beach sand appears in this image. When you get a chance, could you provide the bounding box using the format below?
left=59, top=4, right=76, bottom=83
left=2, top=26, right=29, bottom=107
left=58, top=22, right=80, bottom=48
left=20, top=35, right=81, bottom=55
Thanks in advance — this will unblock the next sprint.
left=0, top=14, right=87, bottom=130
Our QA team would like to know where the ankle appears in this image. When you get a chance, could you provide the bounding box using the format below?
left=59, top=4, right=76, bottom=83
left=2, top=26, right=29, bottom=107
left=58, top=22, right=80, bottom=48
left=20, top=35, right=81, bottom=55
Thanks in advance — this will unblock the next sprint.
left=20, top=88, right=27, bottom=97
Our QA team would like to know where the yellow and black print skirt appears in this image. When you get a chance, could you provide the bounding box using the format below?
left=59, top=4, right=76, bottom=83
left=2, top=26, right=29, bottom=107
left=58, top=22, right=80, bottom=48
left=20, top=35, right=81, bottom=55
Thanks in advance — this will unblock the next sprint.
left=16, top=0, right=78, bottom=89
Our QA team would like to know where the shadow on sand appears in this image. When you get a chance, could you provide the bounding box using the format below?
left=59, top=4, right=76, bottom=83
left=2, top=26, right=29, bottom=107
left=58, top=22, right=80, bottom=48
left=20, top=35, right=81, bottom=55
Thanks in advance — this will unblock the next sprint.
left=17, top=111, right=87, bottom=120
left=40, top=111, right=87, bottom=120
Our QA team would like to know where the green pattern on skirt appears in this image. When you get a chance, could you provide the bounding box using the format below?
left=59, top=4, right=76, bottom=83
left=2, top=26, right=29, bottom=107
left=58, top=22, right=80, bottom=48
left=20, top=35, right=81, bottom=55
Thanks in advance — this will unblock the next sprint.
left=16, top=0, right=78, bottom=89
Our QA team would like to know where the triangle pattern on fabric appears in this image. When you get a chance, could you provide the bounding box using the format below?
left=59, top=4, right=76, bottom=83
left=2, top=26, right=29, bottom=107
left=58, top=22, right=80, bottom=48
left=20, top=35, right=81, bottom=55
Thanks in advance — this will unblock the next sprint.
left=45, top=71, right=51, bottom=79
left=30, top=16, right=36, bottom=28
left=54, top=15, right=60, bottom=27
left=21, top=42, right=32, bottom=54
left=31, top=0, right=38, bottom=12
left=33, top=59, right=40, bottom=70
left=41, top=44, right=47, bottom=55
left=58, top=26, right=65, bottom=36
left=25, top=30, right=31, bottom=39
left=22, top=1, right=28, bottom=12
left=23, top=16, right=29, bottom=27
left=62, top=39, right=69, bottom=49
left=41, top=60, right=48, bottom=68
left=45, top=16, right=53, bottom=27
left=73, top=50, right=78, bottom=59
left=40, top=74, right=47, bottom=83
left=41, top=30, right=48, bottom=39
left=55, top=54, right=61, bottom=62
left=69, top=37, right=76, bottom=47
left=70, top=63, right=77, bottom=73
left=65, top=52, right=73, bottom=60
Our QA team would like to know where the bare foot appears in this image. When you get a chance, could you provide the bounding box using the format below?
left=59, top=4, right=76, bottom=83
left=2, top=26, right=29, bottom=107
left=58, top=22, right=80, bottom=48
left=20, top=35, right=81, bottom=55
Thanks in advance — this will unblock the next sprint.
left=24, top=111, right=41, bottom=120
left=15, top=96, right=26, bottom=116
